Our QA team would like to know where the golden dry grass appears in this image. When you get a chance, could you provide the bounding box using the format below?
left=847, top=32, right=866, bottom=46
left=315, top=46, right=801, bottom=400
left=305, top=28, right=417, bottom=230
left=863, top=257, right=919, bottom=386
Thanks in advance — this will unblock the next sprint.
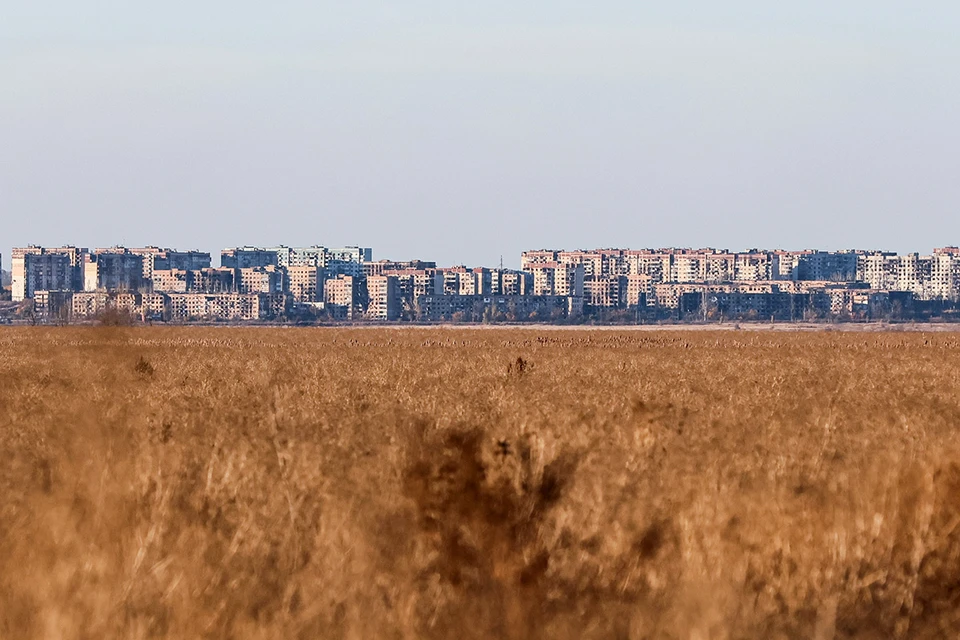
left=2, top=327, right=960, bottom=639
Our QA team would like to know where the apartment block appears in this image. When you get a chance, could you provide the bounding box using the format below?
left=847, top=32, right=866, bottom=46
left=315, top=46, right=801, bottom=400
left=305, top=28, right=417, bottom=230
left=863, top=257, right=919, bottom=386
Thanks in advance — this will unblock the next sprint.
left=679, top=290, right=801, bottom=320
left=237, top=266, right=285, bottom=294
left=166, top=293, right=286, bottom=322
left=287, top=266, right=323, bottom=303
left=623, top=275, right=653, bottom=307
left=70, top=291, right=145, bottom=319
left=733, top=252, right=778, bottom=282
left=33, top=290, right=74, bottom=319
left=327, top=246, right=373, bottom=277
left=366, top=275, right=400, bottom=320
left=931, top=250, right=960, bottom=301
left=855, top=251, right=960, bottom=300
left=498, top=270, right=532, bottom=296
left=151, top=269, right=191, bottom=293
left=529, top=248, right=871, bottom=288
left=583, top=276, right=622, bottom=309
left=625, top=251, right=671, bottom=282
left=324, top=275, right=361, bottom=320
left=381, top=269, right=443, bottom=316
left=221, top=247, right=280, bottom=269
left=520, top=250, right=559, bottom=271
left=192, top=268, right=237, bottom=293
left=824, top=288, right=898, bottom=316
left=222, top=245, right=371, bottom=275
left=527, top=262, right=584, bottom=297
left=797, top=251, right=859, bottom=282
left=129, top=247, right=211, bottom=279
left=14, top=252, right=74, bottom=301
left=652, top=283, right=734, bottom=309
left=270, top=246, right=326, bottom=268
left=364, top=260, right=436, bottom=276
left=141, top=293, right=169, bottom=320
left=71, top=292, right=111, bottom=318
left=84, top=250, right=145, bottom=292
left=12, top=246, right=87, bottom=301
left=416, top=294, right=574, bottom=322
left=671, top=251, right=708, bottom=282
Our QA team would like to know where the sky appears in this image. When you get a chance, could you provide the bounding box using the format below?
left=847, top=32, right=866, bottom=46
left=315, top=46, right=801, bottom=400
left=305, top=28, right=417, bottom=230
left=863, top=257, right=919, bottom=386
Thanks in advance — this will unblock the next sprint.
left=3, top=2, right=960, bottom=269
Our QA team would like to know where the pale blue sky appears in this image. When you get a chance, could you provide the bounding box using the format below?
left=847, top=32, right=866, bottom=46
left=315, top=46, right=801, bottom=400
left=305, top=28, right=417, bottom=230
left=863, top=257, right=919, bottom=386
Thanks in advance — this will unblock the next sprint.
left=3, top=2, right=959, bottom=268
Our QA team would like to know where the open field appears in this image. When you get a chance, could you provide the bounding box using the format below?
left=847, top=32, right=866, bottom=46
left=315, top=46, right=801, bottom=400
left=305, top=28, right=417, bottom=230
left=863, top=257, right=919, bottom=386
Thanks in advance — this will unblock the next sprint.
left=2, top=327, right=960, bottom=639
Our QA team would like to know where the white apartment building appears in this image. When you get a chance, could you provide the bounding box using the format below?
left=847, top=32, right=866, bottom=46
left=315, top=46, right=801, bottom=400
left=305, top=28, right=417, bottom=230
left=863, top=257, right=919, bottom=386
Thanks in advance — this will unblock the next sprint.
left=733, top=252, right=778, bottom=282
left=12, top=246, right=87, bottom=301
left=366, top=275, right=399, bottom=320
left=527, top=262, right=584, bottom=297
left=84, top=250, right=146, bottom=292
left=287, top=266, right=322, bottom=303
left=324, top=275, right=360, bottom=319
left=151, top=269, right=191, bottom=293
left=237, top=266, right=285, bottom=294
left=129, top=247, right=211, bottom=279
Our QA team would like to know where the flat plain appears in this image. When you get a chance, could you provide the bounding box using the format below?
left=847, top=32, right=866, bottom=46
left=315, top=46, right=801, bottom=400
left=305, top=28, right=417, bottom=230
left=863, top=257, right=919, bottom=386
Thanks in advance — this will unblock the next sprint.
left=2, top=326, right=960, bottom=639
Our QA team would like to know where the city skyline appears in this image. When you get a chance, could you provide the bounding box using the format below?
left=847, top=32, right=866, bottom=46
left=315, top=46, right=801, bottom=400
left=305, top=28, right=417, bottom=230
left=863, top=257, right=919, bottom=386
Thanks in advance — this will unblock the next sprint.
left=2, top=239, right=957, bottom=273
left=6, top=242, right=960, bottom=324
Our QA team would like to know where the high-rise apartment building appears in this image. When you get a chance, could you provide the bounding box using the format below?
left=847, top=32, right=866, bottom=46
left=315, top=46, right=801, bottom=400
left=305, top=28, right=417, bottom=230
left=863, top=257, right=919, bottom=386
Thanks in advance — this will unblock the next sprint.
left=150, top=269, right=191, bottom=293
left=324, top=275, right=361, bottom=319
left=221, top=245, right=372, bottom=275
left=366, top=275, right=399, bottom=320
left=12, top=246, right=87, bottom=301
left=220, top=247, right=280, bottom=269
left=192, top=268, right=236, bottom=293
left=287, top=266, right=323, bottom=303
left=129, top=247, right=211, bottom=279
left=237, top=266, right=285, bottom=294
left=84, top=250, right=145, bottom=292
left=363, top=260, right=436, bottom=276
left=527, top=262, right=584, bottom=297
left=499, top=270, right=532, bottom=296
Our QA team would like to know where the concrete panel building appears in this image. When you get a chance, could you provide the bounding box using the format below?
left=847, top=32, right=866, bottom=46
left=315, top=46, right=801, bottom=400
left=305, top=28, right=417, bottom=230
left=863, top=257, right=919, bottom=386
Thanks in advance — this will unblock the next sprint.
left=500, top=270, right=532, bottom=296
left=165, top=293, right=285, bottom=321
left=71, top=292, right=111, bottom=318
left=324, top=275, right=361, bottom=320
left=287, top=266, right=323, bottom=303
left=366, top=275, right=400, bottom=320
left=583, top=276, right=623, bottom=309
left=623, top=275, right=653, bottom=307
left=237, top=266, right=285, bottom=294
left=84, top=250, right=145, bottom=292
left=221, top=247, right=280, bottom=269
left=33, top=290, right=74, bottom=320
left=151, top=269, right=191, bottom=293
left=363, top=260, right=436, bottom=276
left=193, top=268, right=236, bottom=293
left=129, top=247, right=211, bottom=279
left=12, top=246, right=87, bottom=301
left=416, top=294, right=574, bottom=322
left=527, top=262, right=584, bottom=297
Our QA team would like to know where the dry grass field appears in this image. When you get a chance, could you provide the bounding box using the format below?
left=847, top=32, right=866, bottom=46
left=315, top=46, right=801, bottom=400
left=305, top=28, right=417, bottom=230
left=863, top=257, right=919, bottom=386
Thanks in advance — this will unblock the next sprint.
left=2, top=327, right=960, bottom=639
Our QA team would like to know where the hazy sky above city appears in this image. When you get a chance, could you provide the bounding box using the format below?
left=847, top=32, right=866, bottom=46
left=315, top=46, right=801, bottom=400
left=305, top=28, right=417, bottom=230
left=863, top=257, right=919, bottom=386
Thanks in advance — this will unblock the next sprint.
left=3, top=2, right=960, bottom=268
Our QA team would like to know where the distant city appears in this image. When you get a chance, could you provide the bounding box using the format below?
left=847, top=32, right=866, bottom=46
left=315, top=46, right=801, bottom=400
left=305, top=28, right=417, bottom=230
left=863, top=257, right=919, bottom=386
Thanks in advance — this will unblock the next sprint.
left=2, top=244, right=960, bottom=324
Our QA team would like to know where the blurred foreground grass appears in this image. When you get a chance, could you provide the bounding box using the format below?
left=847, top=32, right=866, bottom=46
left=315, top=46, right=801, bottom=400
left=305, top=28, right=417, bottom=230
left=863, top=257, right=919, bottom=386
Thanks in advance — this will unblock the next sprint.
left=2, top=327, right=960, bottom=639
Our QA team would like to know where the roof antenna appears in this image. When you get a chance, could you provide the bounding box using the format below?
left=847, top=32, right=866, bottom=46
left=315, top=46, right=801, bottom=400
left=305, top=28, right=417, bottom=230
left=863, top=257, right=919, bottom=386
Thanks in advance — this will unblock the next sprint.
left=500, top=255, right=503, bottom=271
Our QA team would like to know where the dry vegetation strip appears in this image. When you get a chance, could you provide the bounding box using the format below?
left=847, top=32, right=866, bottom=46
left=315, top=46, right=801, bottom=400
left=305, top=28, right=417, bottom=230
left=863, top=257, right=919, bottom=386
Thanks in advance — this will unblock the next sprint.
left=2, top=327, right=960, bottom=639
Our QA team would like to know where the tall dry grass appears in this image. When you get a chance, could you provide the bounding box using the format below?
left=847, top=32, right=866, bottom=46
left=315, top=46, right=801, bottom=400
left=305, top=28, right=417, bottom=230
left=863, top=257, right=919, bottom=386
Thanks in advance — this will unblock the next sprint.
left=1, top=327, right=960, bottom=638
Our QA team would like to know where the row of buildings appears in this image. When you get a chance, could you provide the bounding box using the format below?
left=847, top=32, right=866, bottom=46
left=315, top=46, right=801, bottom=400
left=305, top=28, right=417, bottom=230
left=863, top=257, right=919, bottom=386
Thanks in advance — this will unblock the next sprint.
left=521, top=248, right=960, bottom=318
left=7, top=245, right=556, bottom=322
left=5, top=245, right=960, bottom=323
